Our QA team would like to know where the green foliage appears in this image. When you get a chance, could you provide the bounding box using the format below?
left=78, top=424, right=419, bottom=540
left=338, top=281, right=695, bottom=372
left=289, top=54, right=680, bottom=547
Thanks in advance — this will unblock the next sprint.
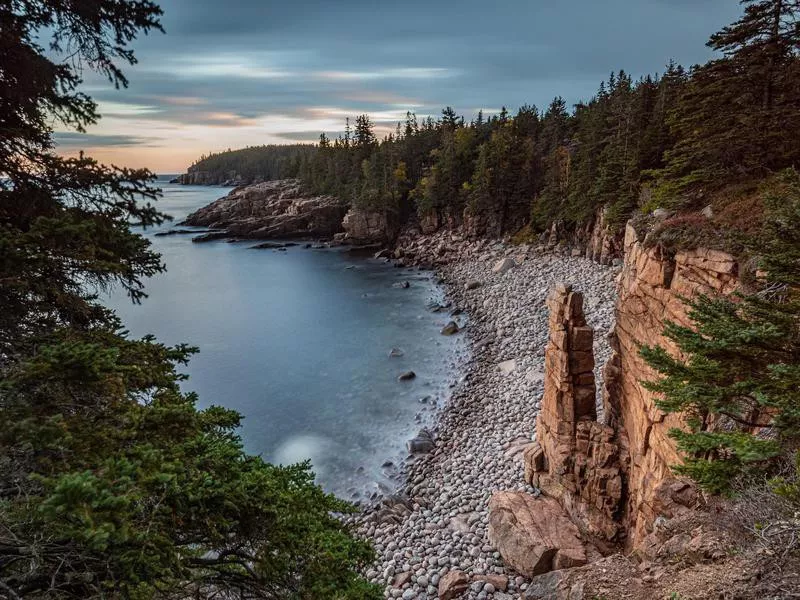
left=0, top=1, right=380, bottom=598
left=640, top=170, right=800, bottom=494
left=652, top=0, right=800, bottom=206
left=186, top=145, right=316, bottom=184
left=768, top=452, right=800, bottom=504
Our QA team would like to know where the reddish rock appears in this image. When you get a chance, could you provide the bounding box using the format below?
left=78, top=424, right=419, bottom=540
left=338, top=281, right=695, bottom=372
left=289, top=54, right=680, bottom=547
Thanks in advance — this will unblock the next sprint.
left=487, top=492, right=587, bottom=577
left=392, top=571, right=412, bottom=588
left=438, top=570, right=470, bottom=600
left=527, top=284, right=623, bottom=541
left=603, top=222, right=737, bottom=547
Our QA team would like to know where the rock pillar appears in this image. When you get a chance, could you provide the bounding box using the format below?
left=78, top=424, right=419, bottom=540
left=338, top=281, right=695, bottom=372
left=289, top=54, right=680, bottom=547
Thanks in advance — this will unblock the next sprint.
left=525, top=283, right=623, bottom=541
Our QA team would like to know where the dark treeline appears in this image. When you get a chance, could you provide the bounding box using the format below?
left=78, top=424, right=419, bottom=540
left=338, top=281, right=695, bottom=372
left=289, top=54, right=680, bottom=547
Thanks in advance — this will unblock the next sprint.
left=186, top=144, right=314, bottom=182
left=286, top=0, right=799, bottom=239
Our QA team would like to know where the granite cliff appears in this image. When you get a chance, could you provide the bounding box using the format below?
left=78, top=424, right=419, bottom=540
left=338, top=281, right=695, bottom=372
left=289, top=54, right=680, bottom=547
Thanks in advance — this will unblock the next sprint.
left=522, top=220, right=740, bottom=553
left=181, top=179, right=347, bottom=240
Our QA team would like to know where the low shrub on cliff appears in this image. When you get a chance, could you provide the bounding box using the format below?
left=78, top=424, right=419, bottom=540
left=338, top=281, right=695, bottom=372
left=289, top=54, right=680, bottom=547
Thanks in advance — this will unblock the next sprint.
left=640, top=169, right=800, bottom=495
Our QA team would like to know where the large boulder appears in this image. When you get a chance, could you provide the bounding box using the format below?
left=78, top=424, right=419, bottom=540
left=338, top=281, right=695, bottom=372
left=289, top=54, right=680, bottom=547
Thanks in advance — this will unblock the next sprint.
left=487, top=492, right=587, bottom=577
left=492, top=257, right=517, bottom=274
left=440, top=321, right=460, bottom=336
left=407, top=429, right=435, bottom=454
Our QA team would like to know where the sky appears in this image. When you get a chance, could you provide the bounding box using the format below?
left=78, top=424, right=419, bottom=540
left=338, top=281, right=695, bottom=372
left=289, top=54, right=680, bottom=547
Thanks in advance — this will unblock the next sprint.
left=53, top=0, right=742, bottom=174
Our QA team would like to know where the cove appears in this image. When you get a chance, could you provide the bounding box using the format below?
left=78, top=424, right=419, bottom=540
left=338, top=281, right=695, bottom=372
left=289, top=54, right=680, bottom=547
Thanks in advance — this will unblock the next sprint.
left=107, top=177, right=467, bottom=500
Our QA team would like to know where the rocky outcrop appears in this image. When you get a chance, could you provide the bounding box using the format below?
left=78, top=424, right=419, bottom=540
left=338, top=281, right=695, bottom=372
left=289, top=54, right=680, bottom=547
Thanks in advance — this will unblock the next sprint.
left=602, top=223, right=737, bottom=547
left=585, top=206, right=623, bottom=265
left=526, top=220, right=740, bottom=553
left=487, top=493, right=587, bottom=577
left=182, top=179, right=347, bottom=239
left=538, top=207, right=624, bottom=264
left=341, top=209, right=391, bottom=244
left=524, top=284, right=624, bottom=542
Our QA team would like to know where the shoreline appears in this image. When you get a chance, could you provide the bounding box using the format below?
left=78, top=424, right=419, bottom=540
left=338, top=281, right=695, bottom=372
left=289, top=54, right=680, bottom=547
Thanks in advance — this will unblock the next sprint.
left=355, top=233, right=619, bottom=600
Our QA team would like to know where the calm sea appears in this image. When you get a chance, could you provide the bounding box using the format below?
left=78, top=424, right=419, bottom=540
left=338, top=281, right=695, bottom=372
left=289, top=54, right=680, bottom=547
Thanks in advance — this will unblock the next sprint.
left=106, top=177, right=466, bottom=499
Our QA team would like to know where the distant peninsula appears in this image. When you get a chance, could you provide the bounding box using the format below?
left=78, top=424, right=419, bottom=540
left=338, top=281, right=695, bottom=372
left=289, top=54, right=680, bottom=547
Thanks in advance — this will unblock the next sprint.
left=171, top=144, right=315, bottom=185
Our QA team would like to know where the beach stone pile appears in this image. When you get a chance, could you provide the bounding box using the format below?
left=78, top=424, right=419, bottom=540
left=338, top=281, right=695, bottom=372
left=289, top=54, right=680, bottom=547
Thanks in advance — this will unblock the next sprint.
left=352, top=235, right=619, bottom=599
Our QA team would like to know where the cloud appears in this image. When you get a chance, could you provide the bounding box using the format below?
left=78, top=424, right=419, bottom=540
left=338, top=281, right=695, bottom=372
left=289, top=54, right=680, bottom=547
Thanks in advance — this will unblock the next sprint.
left=58, top=0, right=742, bottom=172
left=272, top=130, right=337, bottom=142
left=53, top=132, right=159, bottom=149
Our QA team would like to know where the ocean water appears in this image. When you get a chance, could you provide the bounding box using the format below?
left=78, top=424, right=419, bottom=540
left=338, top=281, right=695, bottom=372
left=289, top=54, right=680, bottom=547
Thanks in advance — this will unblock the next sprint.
left=106, top=177, right=467, bottom=499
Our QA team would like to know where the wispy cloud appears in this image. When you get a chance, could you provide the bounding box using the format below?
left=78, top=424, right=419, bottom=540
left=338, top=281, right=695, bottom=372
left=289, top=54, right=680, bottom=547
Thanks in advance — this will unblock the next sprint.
left=58, top=0, right=740, bottom=172
left=53, top=132, right=159, bottom=148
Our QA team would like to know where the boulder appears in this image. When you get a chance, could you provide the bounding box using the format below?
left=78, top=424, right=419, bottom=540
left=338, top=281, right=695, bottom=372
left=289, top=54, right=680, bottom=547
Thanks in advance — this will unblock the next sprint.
left=397, top=371, right=416, bottom=381
left=392, top=571, right=412, bottom=588
left=388, top=348, right=404, bottom=358
left=440, top=321, right=460, bottom=336
left=492, top=257, right=517, bottom=274
left=438, top=570, right=470, bottom=600
left=392, top=280, right=410, bottom=289
left=497, top=359, right=517, bottom=375
left=522, top=570, right=566, bottom=600
left=487, top=492, right=587, bottom=577
left=407, top=429, right=435, bottom=454
left=465, top=280, right=482, bottom=290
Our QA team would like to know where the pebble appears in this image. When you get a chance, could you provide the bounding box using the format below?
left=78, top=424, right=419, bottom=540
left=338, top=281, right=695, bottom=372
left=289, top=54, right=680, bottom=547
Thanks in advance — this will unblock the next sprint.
left=350, top=234, right=618, bottom=599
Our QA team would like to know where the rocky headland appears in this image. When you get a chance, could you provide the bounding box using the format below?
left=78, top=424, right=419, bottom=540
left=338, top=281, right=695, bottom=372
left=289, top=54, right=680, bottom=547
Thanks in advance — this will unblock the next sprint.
left=181, top=179, right=348, bottom=240
left=180, top=180, right=793, bottom=599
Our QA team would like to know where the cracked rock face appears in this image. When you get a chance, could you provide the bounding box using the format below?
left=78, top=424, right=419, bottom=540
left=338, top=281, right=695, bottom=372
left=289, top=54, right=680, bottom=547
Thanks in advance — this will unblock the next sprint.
left=487, top=493, right=587, bottom=577
left=182, top=179, right=347, bottom=239
left=605, top=223, right=739, bottom=547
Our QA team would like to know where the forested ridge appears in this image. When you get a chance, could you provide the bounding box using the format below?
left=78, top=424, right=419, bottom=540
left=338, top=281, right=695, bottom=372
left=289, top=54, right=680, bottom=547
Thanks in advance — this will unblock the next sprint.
left=179, top=144, right=314, bottom=184
left=196, top=0, right=800, bottom=243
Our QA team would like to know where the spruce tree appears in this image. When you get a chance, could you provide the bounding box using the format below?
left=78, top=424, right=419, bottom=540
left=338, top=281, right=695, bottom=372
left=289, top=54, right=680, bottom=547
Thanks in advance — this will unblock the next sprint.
left=641, top=170, right=800, bottom=494
left=0, top=2, right=380, bottom=598
left=654, top=0, right=800, bottom=204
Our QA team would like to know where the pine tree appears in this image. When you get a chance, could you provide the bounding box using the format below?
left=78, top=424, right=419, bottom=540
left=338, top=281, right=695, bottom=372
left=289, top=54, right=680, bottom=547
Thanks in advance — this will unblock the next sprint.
left=654, top=0, right=800, bottom=205
left=0, top=2, right=380, bottom=597
left=641, top=169, right=800, bottom=494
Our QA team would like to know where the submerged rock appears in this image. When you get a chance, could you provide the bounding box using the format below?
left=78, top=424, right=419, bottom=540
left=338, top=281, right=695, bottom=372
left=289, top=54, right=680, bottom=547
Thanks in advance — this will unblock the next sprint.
left=388, top=348, right=404, bottom=358
left=440, top=321, right=460, bottom=335
left=250, top=241, right=285, bottom=249
left=191, top=231, right=230, bottom=243
left=154, top=228, right=198, bottom=236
